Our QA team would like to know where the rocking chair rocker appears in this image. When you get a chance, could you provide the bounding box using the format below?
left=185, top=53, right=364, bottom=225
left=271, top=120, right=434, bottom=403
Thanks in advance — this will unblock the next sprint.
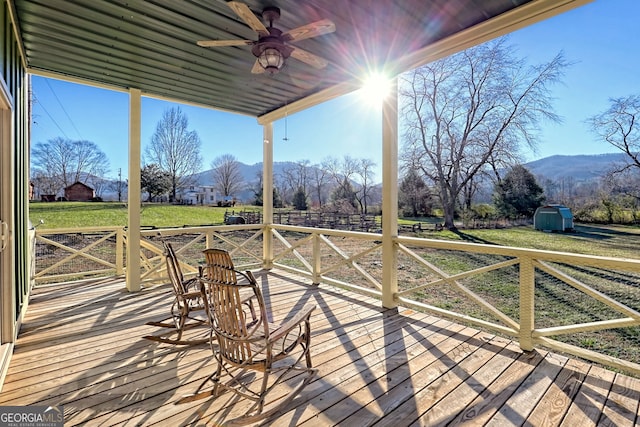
left=177, top=267, right=317, bottom=425
left=143, top=241, right=209, bottom=345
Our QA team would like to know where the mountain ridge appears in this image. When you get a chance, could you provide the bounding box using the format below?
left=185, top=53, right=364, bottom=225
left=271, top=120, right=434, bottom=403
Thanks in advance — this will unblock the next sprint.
left=524, top=152, right=627, bottom=181
left=191, top=153, right=627, bottom=187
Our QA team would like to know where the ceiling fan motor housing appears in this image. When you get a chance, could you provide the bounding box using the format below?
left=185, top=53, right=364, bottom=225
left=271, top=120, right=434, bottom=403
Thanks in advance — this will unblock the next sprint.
left=262, top=6, right=281, bottom=24
left=251, top=28, right=294, bottom=59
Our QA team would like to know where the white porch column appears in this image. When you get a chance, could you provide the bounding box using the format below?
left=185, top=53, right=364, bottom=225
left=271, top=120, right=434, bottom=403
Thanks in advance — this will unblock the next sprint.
left=126, top=88, right=142, bottom=292
left=381, top=78, right=398, bottom=308
left=262, top=123, right=274, bottom=269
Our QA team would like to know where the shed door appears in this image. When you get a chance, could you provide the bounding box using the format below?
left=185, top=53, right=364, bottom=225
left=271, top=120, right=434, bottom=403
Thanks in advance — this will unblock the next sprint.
left=537, top=212, right=556, bottom=230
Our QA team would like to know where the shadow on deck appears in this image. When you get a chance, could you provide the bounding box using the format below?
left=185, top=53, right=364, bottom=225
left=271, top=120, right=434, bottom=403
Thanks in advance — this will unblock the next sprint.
left=1, top=270, right=639, bottom=426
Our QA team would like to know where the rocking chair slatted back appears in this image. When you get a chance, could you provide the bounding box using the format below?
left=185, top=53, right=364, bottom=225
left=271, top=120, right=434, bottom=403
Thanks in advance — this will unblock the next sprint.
left=165, top=241, right=193, bottom=291
left=208, top=272, right=268, bottom=366
left=202, top=248, right=237, bottom=284
left=165, top=242, right=188, bottom=295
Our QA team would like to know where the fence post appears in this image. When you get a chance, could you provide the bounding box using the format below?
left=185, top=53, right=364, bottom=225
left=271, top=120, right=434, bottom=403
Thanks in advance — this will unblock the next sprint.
left=519, top=256, right=535, bottom=351
left=116, top=227, right=124, bottom=275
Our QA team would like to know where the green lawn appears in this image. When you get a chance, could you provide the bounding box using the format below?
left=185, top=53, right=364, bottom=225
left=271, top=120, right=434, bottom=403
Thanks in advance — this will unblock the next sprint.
left=29, top=202, right=259, bottom=229
left=30, top=201, right=640, bottom=259
left=412, top=223, right=640, bottom=260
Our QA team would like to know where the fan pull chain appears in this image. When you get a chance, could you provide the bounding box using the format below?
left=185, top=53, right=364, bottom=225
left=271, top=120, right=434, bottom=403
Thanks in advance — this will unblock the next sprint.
left=283, top=103, right=289, bottom=141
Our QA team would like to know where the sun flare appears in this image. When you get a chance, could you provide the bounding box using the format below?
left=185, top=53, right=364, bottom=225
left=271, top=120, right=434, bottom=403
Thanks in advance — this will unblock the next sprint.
left=359, top=72, right=392, bottom=105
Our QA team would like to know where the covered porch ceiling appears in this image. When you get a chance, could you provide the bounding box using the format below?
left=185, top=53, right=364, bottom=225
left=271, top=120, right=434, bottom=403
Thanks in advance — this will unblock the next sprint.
left=10, top=0, right=590, bottom=123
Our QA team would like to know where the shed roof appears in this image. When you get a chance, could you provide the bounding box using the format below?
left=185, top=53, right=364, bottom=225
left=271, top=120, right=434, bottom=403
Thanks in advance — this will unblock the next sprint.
left=10, top=0, right=590, bottom=122
left=64, top=181, right=94, bottom=191
left=536, top=205, right=573, bottom=219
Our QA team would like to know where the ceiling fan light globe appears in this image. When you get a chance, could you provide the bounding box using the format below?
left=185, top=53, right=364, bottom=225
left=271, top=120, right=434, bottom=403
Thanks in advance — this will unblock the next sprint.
left=258, top=47, right=285, bottom=73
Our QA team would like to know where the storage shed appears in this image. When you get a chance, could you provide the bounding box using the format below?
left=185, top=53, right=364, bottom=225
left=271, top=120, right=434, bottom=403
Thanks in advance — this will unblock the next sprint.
left=64, top=182, right=95, bottom=202
left=534, top=204, right=574, bottom=232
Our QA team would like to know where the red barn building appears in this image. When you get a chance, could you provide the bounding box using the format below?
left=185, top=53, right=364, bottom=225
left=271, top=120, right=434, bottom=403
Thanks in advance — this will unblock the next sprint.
left=64, top=182, right=95, bottom=202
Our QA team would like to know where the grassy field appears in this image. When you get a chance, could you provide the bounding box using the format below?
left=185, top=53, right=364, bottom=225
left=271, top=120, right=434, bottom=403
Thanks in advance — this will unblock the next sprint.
left=29, top=201, right=258, bottom=229
left=414, top=223, right=640, bottom=260
left=30, top=201, right=640, bottom=259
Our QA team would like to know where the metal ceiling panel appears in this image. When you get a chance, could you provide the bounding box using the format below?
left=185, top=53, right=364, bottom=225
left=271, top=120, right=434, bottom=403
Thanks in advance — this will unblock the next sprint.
left=12, top=0, right=574, bottom=119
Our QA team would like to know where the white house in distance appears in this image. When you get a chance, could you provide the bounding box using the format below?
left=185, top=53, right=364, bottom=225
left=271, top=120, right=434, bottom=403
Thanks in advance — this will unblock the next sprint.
left=181, top=185, right=217, bottom=205
left=180, top=185, right=237, bottom=206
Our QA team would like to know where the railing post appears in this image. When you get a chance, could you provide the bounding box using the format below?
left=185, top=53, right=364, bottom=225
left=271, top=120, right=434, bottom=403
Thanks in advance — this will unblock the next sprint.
left=262, top=123, right=274, bottom=269
left=205, top=230, right=213, bottom=249
left=126, top=88, right=142, bottom=292
left=312, top=232, right=320, bottom=285
left=115, top=227, right=124, bottom=275
left=519, top=256, right=535, bottom=351
left=381, top=78, right=398, bottom=308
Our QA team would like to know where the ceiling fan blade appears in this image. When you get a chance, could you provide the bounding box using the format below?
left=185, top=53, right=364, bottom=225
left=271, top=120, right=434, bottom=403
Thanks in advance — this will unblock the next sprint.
left=290, top=47, right=329, bottom=69
left=227, top=1, right=269, bottom=37
left=282, top=19, right=336, bottom=42
left=288, top=72, right=321, bottom=90
left=197, top=39, right=252, bottom=47
left=251, top=59, right=265, bottom=74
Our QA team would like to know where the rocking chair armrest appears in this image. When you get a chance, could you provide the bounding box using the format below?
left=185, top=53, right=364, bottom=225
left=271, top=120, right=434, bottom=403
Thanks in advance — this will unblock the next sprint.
left=182, top=290, right=202, bottom=299
left=182, top=277, right=200, bottom=291
left=269, top=304, right=316, bottom=343
left=237, top=269, right=256, bottom=283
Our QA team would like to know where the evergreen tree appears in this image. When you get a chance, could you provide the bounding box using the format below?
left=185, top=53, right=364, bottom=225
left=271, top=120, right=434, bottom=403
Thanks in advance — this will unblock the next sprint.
left=494, top=165, right=545, bottom=218
left=399, top=168, right=431, bottom=217
left=141, top=163, right=172, bottom=202
left=292, top=186, right=308, bottom=210
left=252, top=187, right=284, bottom=208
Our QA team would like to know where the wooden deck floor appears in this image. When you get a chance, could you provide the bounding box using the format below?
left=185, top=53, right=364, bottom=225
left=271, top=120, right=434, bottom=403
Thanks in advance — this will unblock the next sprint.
left=1, top=270, right=640, bottom=426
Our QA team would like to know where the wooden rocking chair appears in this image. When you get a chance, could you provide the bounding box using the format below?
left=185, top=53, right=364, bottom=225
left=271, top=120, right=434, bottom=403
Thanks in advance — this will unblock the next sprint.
left=201, top=248, right=257, bottom=321
left=177, top=267, right=317, bottom=425
left=143, top=241, right=209, bottom=345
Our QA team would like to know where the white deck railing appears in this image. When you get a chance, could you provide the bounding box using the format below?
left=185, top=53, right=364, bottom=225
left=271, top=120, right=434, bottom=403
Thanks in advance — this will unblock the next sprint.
left=34, top=224, right=640, bottom=375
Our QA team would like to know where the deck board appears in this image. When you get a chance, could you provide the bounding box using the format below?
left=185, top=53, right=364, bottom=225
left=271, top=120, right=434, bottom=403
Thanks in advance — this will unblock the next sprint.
left=1, top=270, right=639, bottom=426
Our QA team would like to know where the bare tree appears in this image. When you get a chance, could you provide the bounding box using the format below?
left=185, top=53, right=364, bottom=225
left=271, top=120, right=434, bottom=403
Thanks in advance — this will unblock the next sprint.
left=309, top=164, right=330, bottom=208
left=272, top=172, right=287, bottom=205
left=280, top=160, right=311, bottom=206
left=322, top=155, right=378, bottom=213
left=145, top=107, right=202, bottom=202
left=31, top=137, right=110, bottom=195
left=30, top=170, right=58, bottom=198
left=400, top=37, right=568, bottom=229
left=353, top=158, right=376, bottom=214
left=601, top=167, right=640, bottom=209
left=211, top=154, right=244, bottom=198
left=323, top=155, right=359, bottom=210
left=108, top=168, right=128, bottom=202
left=587, top=95, right=640, bottom=172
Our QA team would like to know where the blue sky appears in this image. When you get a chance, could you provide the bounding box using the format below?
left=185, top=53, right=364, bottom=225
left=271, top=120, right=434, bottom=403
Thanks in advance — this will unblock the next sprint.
left=30, top=0, right=639, bottom=181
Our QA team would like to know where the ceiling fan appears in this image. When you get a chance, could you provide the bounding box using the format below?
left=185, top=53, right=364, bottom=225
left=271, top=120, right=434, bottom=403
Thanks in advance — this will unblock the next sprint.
left=197, top=1, right=335, bottom=75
